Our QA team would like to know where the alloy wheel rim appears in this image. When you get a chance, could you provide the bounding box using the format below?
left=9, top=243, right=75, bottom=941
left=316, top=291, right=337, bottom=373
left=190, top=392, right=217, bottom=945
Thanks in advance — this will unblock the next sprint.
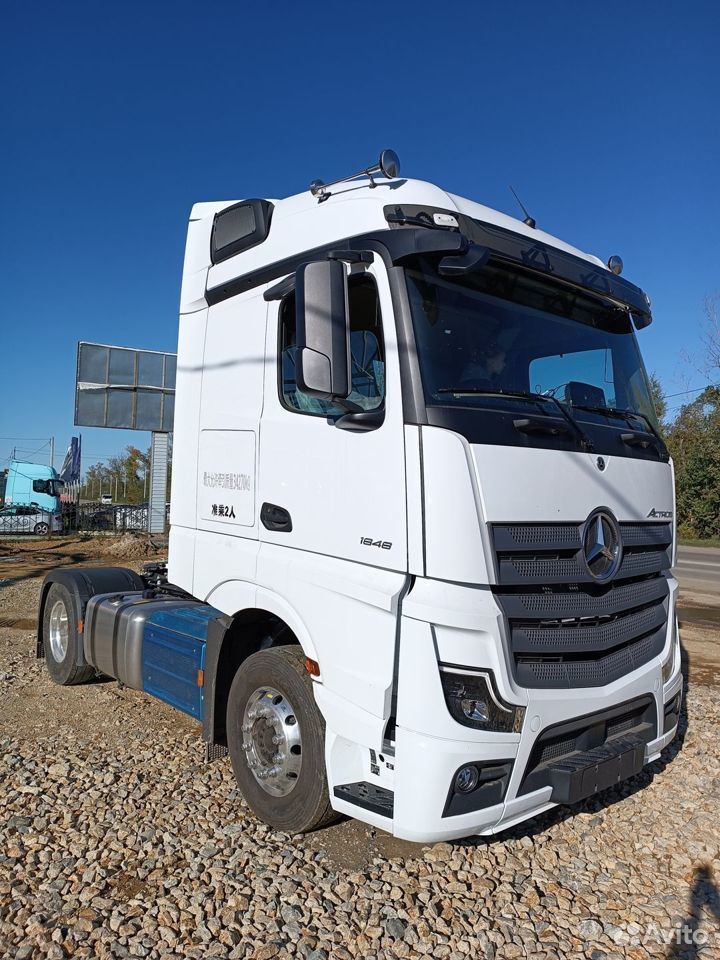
left=48, top=599, right=69, bottom=662
left=242, top=686, right=302, bottom=797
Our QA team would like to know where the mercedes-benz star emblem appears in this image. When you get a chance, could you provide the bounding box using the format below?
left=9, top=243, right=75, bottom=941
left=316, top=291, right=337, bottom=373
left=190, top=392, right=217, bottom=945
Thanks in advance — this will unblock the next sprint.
left=581, top=508, right=623, bottom=582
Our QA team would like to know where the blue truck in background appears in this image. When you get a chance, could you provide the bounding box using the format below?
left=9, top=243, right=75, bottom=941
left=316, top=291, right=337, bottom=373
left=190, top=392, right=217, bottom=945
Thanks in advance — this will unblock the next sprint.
left=3, top=460, right=64, bottom=511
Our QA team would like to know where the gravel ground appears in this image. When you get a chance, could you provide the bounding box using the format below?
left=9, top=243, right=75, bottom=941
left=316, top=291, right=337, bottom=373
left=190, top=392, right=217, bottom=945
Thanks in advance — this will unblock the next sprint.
left=1, top=553, right=720, bottom=959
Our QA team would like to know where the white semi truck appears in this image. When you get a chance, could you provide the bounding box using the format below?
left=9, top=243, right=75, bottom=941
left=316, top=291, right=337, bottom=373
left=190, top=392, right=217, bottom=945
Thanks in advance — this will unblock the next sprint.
left=38, top=152, right=682, bottom=842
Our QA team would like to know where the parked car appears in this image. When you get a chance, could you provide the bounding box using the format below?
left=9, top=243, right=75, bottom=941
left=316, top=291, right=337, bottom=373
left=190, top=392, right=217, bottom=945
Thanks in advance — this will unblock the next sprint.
left=0, top=503, right=62, bottom=535
left=86, top=507, right=114, bottom=531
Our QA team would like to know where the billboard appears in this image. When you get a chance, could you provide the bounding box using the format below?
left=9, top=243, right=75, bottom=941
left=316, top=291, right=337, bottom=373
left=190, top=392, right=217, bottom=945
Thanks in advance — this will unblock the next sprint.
left=75, top=342, right=176, bottom=432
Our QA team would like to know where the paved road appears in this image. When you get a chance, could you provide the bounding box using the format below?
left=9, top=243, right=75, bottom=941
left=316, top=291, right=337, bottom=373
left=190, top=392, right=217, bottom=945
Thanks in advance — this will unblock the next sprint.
left=674, top=545, right=720, bottom=598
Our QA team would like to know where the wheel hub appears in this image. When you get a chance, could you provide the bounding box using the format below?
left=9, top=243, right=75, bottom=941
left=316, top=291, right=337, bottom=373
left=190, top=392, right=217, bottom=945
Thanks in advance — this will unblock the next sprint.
left=48, top=599, right=69, bottom=662
left=242, top=686, right=302, bottom=797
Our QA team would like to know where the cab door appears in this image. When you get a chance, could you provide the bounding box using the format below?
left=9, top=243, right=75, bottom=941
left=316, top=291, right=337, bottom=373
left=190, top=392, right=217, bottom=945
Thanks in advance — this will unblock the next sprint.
left=257, top=258, right=408, bottom=726
left=258, top=259, right=407, bottom=571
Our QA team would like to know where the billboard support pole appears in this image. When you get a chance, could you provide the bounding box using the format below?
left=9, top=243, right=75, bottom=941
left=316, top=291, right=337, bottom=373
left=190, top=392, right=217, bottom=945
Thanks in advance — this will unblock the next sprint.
left=148, top=432, right=168, bottom=534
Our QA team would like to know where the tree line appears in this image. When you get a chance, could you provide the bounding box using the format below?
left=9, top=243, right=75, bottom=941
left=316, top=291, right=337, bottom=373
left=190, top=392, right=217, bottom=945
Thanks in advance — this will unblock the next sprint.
left=80, top=444, right=172, bottom=504
left=651, top=294, right=720, bottom=540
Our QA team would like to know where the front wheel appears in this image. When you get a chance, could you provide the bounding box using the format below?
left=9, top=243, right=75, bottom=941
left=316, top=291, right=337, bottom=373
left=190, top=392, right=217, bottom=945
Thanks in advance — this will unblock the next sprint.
left=34, top=522, right=49, bottom=535
left=227, top=646, right=338, bottom=833
left=42, top=583, right=95, bottom=685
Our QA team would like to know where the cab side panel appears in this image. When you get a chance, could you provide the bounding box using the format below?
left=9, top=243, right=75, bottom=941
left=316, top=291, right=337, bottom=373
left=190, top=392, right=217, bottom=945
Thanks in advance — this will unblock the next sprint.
left=192, top=290, right=267, bottom=602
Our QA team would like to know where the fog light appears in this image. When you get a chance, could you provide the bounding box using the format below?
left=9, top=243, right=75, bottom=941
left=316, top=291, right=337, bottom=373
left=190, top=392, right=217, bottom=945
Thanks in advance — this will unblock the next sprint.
left=440, top=667, right=525, bottom=733
left=455, top=765, right=480, bottom=794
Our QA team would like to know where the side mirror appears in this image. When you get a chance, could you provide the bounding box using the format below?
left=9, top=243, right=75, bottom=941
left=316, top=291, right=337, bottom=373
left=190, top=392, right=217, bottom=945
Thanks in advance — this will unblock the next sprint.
left=295, top=260, right=351, bottom=399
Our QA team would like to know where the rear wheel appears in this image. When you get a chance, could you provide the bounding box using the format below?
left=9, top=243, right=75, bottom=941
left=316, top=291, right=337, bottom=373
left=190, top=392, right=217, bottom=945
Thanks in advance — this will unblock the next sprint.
left=227, top=646, right=337, bottom=833
left=42, top=583, right=94, bottom=685
left=34, top=522, right=49, bottom=535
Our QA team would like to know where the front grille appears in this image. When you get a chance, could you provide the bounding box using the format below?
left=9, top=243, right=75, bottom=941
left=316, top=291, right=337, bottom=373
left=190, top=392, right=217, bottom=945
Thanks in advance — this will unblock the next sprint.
left=492, top=521, right=671, bottom=689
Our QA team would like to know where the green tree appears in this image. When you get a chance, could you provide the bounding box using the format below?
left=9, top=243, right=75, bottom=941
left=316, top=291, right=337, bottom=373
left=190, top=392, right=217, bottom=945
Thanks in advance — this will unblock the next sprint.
left=647, top=372, right=667, bottom=431
left=665, top=386, right=720, bottom=538
left=80, top=443, right=170, bottom=504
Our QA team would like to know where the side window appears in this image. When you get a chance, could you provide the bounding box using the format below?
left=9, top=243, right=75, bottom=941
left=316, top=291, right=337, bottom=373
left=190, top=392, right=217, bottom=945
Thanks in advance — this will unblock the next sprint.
left=529, top=348, right=616, bottom=407
left=279, top=274, right=385, bottom=416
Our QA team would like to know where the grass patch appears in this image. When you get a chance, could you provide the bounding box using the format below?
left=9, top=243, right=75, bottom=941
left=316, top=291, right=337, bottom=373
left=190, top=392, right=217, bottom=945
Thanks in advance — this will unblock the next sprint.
left=678, top=537, right=720, bottom=549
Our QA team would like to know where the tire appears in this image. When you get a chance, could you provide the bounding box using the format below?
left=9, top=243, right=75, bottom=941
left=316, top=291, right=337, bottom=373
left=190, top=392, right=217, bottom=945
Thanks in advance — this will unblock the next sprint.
left=34, top=522, right=49, bottom=535
left=42, top=583, right=95, bottom=685
left=227, top=646, right=338, bottom=833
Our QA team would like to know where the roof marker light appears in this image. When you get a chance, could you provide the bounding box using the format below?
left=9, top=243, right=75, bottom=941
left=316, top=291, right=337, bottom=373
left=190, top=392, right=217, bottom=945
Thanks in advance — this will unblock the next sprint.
left=433, top=213, right=459, bottom=228
left=607, top=255, right=624, bottom=275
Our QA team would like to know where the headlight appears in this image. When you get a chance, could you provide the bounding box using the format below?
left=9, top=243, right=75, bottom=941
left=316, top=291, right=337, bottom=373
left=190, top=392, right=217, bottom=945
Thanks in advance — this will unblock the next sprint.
left=662, top=616, right=680, bottom=684
left=440, top=667, right=525, bottom=733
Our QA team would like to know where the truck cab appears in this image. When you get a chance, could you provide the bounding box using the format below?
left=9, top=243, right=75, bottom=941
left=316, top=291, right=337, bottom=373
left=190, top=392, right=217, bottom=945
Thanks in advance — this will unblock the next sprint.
left=38, top=154, right=681, bottom=842
left=5, top=460, right=64, bottom=513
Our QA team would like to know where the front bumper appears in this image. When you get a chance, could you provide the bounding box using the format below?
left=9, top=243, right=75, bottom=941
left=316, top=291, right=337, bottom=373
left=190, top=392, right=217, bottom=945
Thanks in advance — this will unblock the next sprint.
left=386, top=577, right=682, bottom=843
left=390, top=668, right=682, bottom=843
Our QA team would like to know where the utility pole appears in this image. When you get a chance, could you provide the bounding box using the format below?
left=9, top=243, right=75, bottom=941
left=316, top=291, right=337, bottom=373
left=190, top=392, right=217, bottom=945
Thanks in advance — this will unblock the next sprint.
left=49, top=437, right=54, bottom=470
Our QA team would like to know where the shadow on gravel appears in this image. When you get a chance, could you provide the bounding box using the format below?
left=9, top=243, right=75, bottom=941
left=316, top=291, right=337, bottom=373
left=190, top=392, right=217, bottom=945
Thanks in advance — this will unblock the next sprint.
left=0, top=550, right=89, bottom=589
left=666, top=863, right=720, bottom=958
left=459, top=660, right=691, bottom=850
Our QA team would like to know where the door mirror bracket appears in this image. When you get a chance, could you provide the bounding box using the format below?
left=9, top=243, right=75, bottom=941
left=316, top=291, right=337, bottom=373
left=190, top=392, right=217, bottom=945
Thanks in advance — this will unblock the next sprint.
left=334, top=408, right=385, bottom=432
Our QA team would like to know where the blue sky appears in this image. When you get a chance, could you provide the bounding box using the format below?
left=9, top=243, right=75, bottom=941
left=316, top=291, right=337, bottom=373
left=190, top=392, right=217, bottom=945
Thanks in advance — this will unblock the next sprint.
left=2, top=1, right=719, bottom=473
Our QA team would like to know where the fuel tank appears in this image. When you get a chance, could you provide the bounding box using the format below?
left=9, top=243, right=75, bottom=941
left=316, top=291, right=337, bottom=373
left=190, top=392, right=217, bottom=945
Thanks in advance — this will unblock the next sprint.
left=83, top=591, right=222, bottom=718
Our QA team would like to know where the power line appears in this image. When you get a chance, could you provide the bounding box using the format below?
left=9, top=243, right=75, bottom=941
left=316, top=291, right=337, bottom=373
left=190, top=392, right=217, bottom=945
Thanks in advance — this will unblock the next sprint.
left=20, top=440, right=51, bottom=460
left=662, top=382, right=720, bottom=400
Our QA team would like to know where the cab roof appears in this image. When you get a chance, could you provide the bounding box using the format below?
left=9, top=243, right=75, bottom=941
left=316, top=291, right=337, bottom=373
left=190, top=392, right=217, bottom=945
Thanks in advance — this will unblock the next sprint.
left=180, top=178, right=611, bottom=315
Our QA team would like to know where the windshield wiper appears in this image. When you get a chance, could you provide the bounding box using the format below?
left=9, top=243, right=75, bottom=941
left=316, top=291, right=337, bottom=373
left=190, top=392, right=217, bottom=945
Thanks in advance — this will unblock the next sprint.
left=437, top=387, right=546, bottom=400
left=436, top=388, right=595, bottom=451
left=570, top=404, right=665, bottom=449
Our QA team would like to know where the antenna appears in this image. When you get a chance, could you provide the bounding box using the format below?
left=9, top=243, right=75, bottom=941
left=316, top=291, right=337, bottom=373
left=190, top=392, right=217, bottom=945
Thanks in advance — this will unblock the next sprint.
left=509, top=185, right=536, bottom=229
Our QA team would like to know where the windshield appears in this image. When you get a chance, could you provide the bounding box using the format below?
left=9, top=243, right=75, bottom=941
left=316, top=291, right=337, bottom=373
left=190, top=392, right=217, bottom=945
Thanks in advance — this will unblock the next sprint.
left=405, top=260, right=659, bottom=432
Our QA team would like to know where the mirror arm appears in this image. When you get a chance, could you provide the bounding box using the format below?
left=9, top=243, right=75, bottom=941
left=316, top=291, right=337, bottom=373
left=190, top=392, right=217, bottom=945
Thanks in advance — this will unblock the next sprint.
left=332, top=396, right=365, bottom=414
left=326, top=250, right=373, bottom=265
left=334, top=408, right=385, bottom=432
left=438, top=243, right=491, bottom=276
left=264, top=251, right=372, bottom=302
left=264, top=275, right=296, bottom=302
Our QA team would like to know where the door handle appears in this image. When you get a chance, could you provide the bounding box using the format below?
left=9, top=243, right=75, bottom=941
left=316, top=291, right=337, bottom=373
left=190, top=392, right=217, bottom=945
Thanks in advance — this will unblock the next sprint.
left=261, top=502, right=293, bottom=533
